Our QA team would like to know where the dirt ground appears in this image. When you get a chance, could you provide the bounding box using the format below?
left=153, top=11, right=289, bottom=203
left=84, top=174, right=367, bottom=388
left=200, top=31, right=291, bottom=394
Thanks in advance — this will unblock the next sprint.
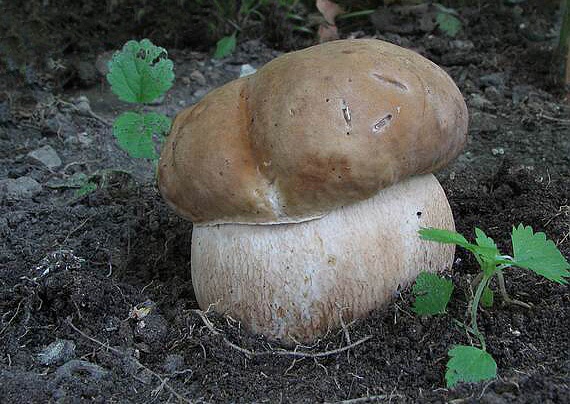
left=1, top=2, right=569, bottom=403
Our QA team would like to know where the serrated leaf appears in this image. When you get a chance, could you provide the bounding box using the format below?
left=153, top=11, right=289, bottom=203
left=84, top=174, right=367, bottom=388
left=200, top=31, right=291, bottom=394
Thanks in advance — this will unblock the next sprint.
left=214, top=34, right=237, bottom=59
left=436, top=12, right=462, bottom=37
left=474, top=228, right=499, bottom=253
left=412, top=272, right=454, bottom=315
left=107, top=39, right=174, bottom=104
left=480, top=285, right=494, bottom=308
left=511, top=224, right=570, bottom=284
left=446, top=346, right=497, bottom=388
left=419, top=228, right=472, bottom=249
left=113, top=111, right=171, bottom=160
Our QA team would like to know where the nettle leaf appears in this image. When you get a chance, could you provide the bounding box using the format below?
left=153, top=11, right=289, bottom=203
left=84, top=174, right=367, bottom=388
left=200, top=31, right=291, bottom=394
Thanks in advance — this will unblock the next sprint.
left=474, top=228, right=499, bottom=253
left=419, top=228, right=472, bottom=249
left=480, top=285, right=494, bottom=308
left=412, top=272, right=454, bottom=315
left=436, top=12, right=462, bottom=37
left=446, top=346, right=497, bottom=388
left=511, top=224, right=570, bottom=284
left=214, top=33, right=237, bottom=59
left=113, top=111, right=171, bottom=159
left=107, top=39, right=174, bottom=103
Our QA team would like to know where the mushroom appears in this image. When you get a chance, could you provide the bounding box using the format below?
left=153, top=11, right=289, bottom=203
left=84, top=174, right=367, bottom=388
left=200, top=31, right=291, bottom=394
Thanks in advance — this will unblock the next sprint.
left=158, top=39, right=468, bottom=344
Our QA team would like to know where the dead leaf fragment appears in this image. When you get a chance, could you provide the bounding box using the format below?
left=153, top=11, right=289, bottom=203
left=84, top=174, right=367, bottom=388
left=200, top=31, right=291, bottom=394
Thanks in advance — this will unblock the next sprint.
left=316, top=0, right=345, bottom=25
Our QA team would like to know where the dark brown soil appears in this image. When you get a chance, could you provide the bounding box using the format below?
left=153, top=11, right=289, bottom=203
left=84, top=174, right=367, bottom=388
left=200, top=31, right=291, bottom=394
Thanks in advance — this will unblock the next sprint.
left=1, top=2, right=569, bottom=403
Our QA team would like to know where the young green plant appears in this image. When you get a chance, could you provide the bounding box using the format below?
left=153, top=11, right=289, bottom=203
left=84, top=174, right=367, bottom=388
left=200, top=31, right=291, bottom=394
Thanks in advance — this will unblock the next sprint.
left=107, top=39, right=174, bottom=162
left=413, top=225, right=570, bottom=387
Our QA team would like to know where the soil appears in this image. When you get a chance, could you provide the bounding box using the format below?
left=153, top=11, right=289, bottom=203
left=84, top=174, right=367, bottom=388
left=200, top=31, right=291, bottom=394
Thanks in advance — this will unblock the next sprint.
left=1, top=2, right=569, bottom=403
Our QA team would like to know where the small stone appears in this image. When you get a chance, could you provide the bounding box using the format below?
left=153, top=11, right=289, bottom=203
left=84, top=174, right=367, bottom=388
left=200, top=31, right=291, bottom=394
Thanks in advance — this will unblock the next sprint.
left=43, top=112, right=74, bottom=136
left=134, top=314, right=168, bottom=347
left=469, top=93, right=494, bottom=110
left=193, top=88, right=209, bottom=100
left=449, top=39, right=475, bottom=50
left=190, top=70, right=207, bottom=86
left=53, top=359, right=109, bottom=381
left=77, top=132, right=93, bottom=147
left=484, top=85, right=503, bottom=101
left=239, top=64, right=257, bottom=78
left=28, top=145, right=62, bottom=169
left=37, top=339, right=76, bottom=366
left=74, top=96, right=92, bottom=116
left=0, top=176, right=42, bottom=200
left=479, top=72, right=507, bottom=88
left=512, top=84, right=534, bottom=105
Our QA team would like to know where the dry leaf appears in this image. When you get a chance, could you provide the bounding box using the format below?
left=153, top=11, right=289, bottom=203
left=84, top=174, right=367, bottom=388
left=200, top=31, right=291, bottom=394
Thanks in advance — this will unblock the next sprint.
left=318, top=24, right=339, bottom=43
left=316, top=0, right=345, bottom=25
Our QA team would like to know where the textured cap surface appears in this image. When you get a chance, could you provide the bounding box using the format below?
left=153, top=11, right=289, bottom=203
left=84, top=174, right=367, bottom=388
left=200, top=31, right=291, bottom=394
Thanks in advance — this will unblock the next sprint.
left=158, top=39, right=468, bottom=224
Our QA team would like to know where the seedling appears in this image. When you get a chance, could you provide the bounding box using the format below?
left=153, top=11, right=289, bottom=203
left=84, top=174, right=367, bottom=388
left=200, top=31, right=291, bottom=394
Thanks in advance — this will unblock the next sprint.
left=414, top=225, right=570, bottom=387
left=434, top=4, right=462, bottom=37
left=107, top=39, right=174, bottom=161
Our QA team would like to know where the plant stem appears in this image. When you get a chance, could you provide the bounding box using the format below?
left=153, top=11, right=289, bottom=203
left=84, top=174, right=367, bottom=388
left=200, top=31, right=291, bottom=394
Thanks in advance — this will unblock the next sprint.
left=471, top=272, right=491, bottom=351
left=496, top=270, right=532, bottom=309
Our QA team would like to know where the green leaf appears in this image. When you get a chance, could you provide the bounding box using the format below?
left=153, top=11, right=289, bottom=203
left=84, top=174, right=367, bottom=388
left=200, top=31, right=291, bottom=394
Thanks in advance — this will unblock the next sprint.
left=75, top=181, right=98, bottom=197
left=446, top=345, right=497, bottom=388
left=419, top=228, right=472, bottom=249
left=511, top=224, right=570, bottom=284
left=480, top=285, right=494, bottom=308
left=214, top=33, right=237, bottom=59
left=46, top=172, right=90, bottom=189
left=113, top=111, right=171, bottom=160
left=412, top=272, right=454, bottom=315
left=337, top=9, right=375, bottom=20
left=474, top=228, right=499, bottom=253
left=436, top=12, right=462, bottom=37
left=107, top=39, right=174, bottom=104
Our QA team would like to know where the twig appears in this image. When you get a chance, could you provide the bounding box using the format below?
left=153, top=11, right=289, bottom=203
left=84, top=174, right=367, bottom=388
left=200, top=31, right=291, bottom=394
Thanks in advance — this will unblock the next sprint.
left=327, top=395, right=388, bottom=403
left=192, top=309, right=372, bottom=359
left=537, top=112, right=570, bottom=124
left=67, top=319, right=193, bottom=403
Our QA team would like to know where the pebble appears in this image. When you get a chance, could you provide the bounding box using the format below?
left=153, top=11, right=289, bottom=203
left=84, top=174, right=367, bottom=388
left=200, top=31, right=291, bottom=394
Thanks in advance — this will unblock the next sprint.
left=36, top=339, right=76, bottom=366
left=469, top=93, right=494, bottom=110
left=449, top=39, right=475, bottom=50
left=134, top=314, right=169, bottom=347
left=0, top=176, right=42, bottom=200
left=512, top=84, right=534, bottom=105
left=43, top=112, right=74, bottom=136
left=27, top=145, right=62, bottom=169
left=484, top=85, right=503, bottom=101
left=239, top=64, right=257, bottom=78
left=479, top=72, right=507, bottom=88
left=52, top=360, right=109, bottom=382
left=190, top=70, right=207, bottom=86
left=193, top=88, right=209, bottom=100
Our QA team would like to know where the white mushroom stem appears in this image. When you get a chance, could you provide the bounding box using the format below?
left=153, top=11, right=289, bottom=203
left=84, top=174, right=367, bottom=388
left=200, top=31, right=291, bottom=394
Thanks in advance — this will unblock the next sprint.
left=191, top=174, right=455, bottom=345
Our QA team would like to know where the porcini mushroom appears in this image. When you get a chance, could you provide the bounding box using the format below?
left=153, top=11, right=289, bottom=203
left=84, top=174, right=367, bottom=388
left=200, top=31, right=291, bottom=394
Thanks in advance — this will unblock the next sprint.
left=158, top=39, right=468, bottom=344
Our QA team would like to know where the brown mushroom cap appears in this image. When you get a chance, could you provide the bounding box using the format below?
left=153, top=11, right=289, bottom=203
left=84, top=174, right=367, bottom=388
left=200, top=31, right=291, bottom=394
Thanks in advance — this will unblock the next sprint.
left=158, top=39, right=467, bottom=225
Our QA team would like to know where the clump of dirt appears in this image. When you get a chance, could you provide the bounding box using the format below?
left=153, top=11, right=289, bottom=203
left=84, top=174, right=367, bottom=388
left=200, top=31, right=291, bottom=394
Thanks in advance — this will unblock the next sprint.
left=1, top=1, right=569, bottom=403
